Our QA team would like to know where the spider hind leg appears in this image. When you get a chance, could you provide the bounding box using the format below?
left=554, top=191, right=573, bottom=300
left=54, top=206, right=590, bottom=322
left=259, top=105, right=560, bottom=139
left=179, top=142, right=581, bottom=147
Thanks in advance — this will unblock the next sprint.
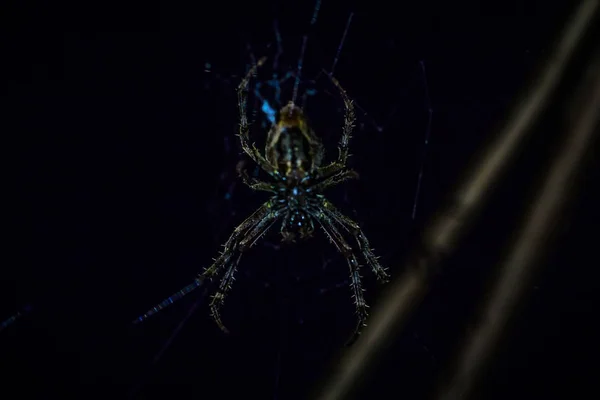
left=205, top=204, right=282, bottom=333
left=321, top=199, right=390, bottom=282
left=312, top=207, right=369, bottom=344
left=209, top=253, right=241, bottom=334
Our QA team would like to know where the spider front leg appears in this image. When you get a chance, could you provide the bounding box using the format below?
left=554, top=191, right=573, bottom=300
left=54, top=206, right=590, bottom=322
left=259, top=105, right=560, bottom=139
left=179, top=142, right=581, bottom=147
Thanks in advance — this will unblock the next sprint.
left=206, top=203, right=282, bottom=333
left=318, top=74, right=356, bottom=178
left=311, top=207, right=369, bottom=344
left=236, top=57, right=279, bottom=178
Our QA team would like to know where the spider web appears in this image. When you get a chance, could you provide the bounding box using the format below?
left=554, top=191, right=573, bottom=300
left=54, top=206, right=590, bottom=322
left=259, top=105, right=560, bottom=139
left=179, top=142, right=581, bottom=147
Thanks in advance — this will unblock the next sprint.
left=5, top=2, right=592, bottom=399
left=129, top=3, right=435, bottom=397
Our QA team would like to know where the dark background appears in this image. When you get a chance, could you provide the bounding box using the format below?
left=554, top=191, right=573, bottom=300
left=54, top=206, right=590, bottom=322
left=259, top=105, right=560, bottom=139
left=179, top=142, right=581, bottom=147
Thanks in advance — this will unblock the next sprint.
left=3, top=1, right=597, bottom=399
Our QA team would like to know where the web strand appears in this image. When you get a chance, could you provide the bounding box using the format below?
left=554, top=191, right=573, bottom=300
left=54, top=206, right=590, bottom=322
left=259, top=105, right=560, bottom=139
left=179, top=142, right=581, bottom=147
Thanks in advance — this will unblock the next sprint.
left=132, top=279, right=205, bottom=324
left=411, top=60, right=433, bottom=220
left=330, top=12, right=354, bottom=76
left=291, top=0, right=322, bottom=108
left=0, top=305, right=32, bottom=333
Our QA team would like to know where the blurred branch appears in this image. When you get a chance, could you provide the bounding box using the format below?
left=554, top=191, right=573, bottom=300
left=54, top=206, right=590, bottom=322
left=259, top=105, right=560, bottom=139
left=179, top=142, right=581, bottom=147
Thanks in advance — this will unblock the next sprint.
left=312, top=1, right=599, bottom=399
left=437, top=28, right=600, bottom=400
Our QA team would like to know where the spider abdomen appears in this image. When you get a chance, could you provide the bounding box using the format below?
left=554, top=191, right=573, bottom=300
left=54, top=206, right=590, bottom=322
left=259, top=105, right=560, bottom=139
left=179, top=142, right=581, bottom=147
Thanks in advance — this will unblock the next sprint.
left=266, top=101, right=324, bottom=181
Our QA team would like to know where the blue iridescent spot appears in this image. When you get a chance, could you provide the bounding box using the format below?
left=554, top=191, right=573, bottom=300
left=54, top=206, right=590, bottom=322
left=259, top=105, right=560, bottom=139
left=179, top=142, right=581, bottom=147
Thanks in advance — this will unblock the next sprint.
left=261, top=100, right=276, bottom=124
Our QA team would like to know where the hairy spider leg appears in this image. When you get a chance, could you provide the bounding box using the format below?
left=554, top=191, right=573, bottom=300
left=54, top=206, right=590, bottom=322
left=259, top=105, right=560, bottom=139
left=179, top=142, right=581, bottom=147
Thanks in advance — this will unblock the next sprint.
left=319, top=199, right=390, bottom=282
left=133, top=202, right=274, bottom=324
left=208, top=204, right=284, bottom=332
left=201, top=202, right=271, bottom=278
left=300, top=69, right=387, bottom=134
left=236, top=57, right=279, bottom=179
left=208, top=253, right=241, bottom=333
left=244, top=58, right=327, bottom=175
left=317, top=73, right=356, bottom=178
left=310, top=169, right=359, bottom=193
left=291, top=11, right=386, bottom=135
left=235, top=59, right=297, bottom=193
left=238, top=166, right=277, bottom=193
left=310, top=207, right=368, bottom=344
left=235, top=56, right=286, bottom=194
left=236, top=52, right=322, bottom=191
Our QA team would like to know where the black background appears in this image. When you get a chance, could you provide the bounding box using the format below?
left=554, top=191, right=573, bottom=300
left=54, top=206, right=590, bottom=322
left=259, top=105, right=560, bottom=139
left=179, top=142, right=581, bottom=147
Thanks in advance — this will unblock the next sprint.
left=3, top=1, right=598, bottom=399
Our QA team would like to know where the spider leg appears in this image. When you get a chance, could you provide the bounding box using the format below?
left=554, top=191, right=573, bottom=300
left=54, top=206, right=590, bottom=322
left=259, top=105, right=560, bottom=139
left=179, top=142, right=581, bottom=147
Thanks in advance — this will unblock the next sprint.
left=134, top=201, right=277, bottom=324
left=207, top=205, right=283, bottom=333
left=237, top=166, right=276, bottom=193
left=317, top=73, right=356, bottom=178
left=201, top=201, right=271, bottom=279
left=236, top=57, right=279, bottom=178
left=208, top=253, right=241, bottom=333
left=311, top=208, right=368, bottom=344
left=320, top=199, right=390, bottom=282
left=310, top=169, right=359, bottom=193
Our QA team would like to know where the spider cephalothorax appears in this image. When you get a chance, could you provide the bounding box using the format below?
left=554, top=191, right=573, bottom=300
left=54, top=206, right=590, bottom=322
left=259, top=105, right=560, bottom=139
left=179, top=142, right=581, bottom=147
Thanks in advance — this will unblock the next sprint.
left=137, top=57, right=389, bottom=342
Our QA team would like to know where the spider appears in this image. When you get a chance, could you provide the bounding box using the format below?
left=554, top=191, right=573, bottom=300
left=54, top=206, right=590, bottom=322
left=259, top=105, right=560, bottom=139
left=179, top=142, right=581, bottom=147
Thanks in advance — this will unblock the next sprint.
left=136, top=56, right=390, bottom=341
left=202, top=56, right=389, bottom=337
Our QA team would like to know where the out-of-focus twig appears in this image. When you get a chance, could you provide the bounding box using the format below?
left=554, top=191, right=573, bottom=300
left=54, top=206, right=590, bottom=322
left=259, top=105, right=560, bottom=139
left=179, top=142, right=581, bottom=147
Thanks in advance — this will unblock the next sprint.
left=312, top=1, right=599, bottom=399
left=436, top=32, right=600, bottom=400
